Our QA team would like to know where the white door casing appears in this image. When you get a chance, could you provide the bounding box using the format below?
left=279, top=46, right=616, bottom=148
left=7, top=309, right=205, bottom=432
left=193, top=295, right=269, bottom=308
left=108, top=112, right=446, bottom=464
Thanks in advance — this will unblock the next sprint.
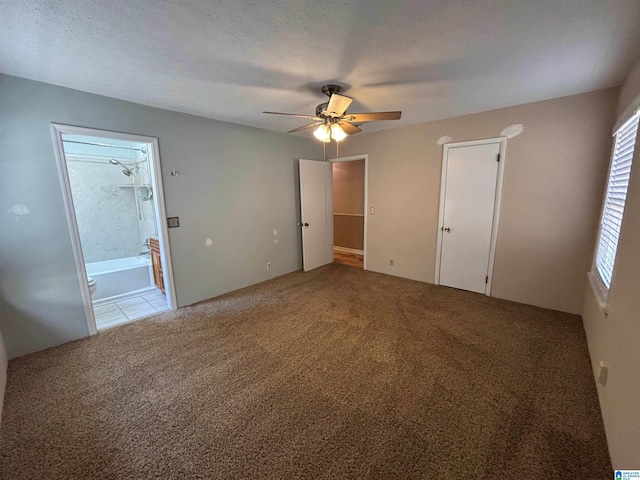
left=51, top=124, right=178, bottom=335
left=435, top=139, right=506, bottom=294
left=299, top=159, right=334, bottom=271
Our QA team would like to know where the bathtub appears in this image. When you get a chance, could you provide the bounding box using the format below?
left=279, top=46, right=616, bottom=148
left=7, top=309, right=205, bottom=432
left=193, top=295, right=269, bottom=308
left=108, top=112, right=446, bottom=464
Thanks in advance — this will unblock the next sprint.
left=85, top=256, right=153, bottom=301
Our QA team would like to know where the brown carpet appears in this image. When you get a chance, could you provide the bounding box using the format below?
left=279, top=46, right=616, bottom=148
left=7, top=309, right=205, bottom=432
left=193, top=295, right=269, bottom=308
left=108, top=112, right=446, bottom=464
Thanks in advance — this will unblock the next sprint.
left=0, top=265, right=611, bottom=479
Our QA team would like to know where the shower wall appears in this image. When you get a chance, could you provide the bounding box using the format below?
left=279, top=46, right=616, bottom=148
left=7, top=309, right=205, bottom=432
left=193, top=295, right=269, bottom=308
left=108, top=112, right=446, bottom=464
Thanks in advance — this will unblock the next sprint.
left=136, top=160, right=157, bottom=243
left=67, top=155, right=142, bottom=262
left=62, top=134, right=157, bottom=264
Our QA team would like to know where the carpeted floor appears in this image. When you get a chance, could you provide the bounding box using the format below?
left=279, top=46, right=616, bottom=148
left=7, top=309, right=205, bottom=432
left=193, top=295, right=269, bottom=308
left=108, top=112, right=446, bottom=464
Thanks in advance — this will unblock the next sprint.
left=0, top=265, right=611, bottom=479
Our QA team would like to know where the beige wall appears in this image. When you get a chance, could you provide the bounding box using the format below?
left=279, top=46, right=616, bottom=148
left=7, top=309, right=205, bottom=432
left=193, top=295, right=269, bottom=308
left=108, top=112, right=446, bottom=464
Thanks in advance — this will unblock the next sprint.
left=339, top=89, right=618, bottom=314
left=617, top=58, right=640, bottom=118
left=333, top=160, right=365, bottom=213
left=333, top=216, right=364, bottom=251
left=333, top=160, right=365, bottom=250
left=582, top=57, right=640, bottom=468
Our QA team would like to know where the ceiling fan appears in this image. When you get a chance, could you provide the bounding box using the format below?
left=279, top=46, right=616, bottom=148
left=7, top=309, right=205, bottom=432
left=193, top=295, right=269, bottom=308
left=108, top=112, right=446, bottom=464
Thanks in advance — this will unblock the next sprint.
left=263, top=84, right=402, bottom=142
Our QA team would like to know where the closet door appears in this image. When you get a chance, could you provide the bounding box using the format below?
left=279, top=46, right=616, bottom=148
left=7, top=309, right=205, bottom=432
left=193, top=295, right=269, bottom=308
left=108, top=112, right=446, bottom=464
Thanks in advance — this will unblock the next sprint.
left=437, top=142, right=502, bottom=294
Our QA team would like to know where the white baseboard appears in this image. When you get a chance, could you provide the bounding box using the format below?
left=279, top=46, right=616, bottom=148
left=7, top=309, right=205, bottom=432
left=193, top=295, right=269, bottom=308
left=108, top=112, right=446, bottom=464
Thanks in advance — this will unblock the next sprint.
left=333, top=246, right=364, bottom=255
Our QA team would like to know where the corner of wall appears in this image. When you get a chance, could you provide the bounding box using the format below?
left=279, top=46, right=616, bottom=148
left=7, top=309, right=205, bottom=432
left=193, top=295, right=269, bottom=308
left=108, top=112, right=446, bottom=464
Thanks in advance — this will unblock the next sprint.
left=0, top=329, right=7, bottom=424
left=581, top=56, right=640, bottom=469
left=618, top=55, right=640, bottom=116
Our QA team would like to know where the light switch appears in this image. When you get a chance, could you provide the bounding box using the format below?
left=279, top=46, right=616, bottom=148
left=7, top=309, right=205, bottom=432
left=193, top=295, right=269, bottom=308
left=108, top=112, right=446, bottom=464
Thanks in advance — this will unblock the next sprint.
left=167, top=217, right=180, bottom=228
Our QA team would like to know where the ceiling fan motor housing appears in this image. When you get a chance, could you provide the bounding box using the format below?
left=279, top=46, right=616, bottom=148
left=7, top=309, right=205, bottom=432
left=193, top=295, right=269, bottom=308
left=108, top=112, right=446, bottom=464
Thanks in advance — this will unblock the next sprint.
left=321, top=84, right=341, bottom=97
left=316, top=102, right=329, bottom=118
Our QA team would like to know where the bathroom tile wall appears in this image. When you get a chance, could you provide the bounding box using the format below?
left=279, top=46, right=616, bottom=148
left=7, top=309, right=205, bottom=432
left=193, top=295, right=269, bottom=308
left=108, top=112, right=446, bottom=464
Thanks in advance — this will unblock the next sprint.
left=67, top=155, right=142, bottom=262
left=136, top=159, right=158, bottom=244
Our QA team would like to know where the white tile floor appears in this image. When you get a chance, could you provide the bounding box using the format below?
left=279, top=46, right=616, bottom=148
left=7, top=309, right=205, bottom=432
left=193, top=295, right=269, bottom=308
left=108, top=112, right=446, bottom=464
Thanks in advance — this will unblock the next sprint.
left=94, top=291, right=169, bottom=330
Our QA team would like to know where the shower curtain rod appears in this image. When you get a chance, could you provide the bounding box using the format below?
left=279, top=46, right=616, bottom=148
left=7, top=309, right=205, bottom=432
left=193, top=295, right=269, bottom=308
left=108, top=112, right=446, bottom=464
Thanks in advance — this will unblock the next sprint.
left=62, top=139, right=146, bottom=153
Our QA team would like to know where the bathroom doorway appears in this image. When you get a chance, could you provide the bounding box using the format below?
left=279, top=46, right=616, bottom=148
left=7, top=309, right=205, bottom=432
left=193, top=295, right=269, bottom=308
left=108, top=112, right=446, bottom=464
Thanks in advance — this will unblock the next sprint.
left=51, top=125, right=177, bottom=333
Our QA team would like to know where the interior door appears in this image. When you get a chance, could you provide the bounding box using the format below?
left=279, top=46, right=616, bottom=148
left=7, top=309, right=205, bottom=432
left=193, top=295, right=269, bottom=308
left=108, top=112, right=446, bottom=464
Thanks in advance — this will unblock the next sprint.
left=299, top=159, right=334, bottom=271
left=438, top=143, right=501, bottom=294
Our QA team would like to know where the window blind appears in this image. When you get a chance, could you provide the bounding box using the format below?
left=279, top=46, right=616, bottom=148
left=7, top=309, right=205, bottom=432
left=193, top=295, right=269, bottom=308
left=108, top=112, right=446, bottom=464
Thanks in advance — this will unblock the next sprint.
left=595, top=112, right=639, bottom=289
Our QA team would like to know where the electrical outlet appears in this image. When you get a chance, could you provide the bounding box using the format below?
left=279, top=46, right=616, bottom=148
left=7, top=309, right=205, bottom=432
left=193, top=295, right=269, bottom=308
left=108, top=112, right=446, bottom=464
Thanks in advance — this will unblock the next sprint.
left=389, top=259, right=394, bottom=266
left=266, top=262, right=272, bottom=270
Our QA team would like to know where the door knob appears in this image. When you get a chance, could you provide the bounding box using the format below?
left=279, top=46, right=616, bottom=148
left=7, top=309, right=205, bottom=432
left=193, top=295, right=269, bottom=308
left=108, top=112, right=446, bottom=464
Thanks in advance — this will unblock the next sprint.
left=444, top=227, right=451, bottom=233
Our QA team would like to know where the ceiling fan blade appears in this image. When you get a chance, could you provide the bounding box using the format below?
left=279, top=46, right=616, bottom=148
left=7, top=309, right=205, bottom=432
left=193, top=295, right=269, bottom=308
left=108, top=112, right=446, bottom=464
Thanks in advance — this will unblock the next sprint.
left=326, top=94, right=353, bottom=117
left=287, top=122, right=322, bottom=134
left=263, top=111, right=321, bottom=121
left=344, top=111, right=402, bottom=122
left=339, top=122, right=362, bottom=135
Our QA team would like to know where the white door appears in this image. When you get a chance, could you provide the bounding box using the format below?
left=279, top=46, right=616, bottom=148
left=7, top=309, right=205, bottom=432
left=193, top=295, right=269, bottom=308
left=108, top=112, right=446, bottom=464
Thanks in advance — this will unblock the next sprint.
left=299, top=159, right=334, bottom=271
left=438, top=142, right=501, bottom=294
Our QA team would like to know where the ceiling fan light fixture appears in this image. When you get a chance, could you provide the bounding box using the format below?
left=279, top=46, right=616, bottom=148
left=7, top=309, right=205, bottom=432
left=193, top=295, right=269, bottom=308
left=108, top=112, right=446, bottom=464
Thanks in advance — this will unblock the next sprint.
left=263, top=84, right=401, bottom=140
left=313, top=124, right=331, bottom=142
left=330, top=123, right=347, bottom=142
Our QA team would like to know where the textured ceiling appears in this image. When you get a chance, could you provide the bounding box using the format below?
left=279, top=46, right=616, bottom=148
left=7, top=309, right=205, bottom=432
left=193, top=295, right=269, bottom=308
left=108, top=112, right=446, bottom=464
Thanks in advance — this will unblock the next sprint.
left=2, top=0, right=640, bottom=135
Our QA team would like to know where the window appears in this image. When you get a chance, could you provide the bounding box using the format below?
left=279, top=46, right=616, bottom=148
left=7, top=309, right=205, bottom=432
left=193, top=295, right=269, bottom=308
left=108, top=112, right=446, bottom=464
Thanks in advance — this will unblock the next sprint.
left=590, top=112, right=639, bottom=308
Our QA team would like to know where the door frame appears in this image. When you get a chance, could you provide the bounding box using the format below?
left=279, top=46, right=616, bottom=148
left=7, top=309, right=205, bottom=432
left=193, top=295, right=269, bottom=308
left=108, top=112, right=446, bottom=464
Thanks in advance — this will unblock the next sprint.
left=434, top=138, right=507, bottom=295
left=330, top=154, right=369, bottom=270
left=51, top=124, right=178, bottom=335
